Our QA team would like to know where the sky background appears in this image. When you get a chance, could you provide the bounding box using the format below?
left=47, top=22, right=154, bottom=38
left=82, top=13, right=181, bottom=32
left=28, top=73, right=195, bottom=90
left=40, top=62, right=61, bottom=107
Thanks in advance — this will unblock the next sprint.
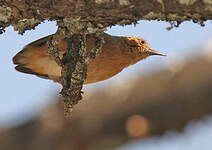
left=0, top=20, right=212, bottom=149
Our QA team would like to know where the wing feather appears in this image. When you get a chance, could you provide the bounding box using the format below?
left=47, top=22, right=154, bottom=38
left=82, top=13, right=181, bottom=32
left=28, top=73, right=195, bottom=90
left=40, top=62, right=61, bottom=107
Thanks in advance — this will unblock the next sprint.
left=12, top=35, right=62, bottom=82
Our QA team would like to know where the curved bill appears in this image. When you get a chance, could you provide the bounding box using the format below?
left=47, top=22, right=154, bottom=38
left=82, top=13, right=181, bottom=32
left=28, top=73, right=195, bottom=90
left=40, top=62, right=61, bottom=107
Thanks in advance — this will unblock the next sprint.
left=148, top=48, right=166, bottom=56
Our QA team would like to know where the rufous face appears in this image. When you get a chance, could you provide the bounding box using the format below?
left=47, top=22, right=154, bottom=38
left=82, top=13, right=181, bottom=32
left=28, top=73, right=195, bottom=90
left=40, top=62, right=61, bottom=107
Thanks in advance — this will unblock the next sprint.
left=124, top=36, right=165, bottom=59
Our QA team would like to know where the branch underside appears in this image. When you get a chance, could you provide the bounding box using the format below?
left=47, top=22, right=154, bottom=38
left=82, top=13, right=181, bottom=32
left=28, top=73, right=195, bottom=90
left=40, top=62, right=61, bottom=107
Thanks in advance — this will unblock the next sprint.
left=60, top=34, right=87, bottom=116
left=46, top=18, right=104, bottom=115
left=0, top=0, right=212, bottom=33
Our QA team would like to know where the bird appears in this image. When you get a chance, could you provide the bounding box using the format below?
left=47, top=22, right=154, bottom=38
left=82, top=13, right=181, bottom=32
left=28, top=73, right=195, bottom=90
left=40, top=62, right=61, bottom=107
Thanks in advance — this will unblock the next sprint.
left=13, top=33, right=165, bottom=84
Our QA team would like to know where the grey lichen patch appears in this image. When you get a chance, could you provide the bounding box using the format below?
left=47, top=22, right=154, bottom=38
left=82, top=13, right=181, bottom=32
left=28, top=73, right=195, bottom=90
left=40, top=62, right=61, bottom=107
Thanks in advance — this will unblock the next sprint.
left=117, top=19, right=133, bottom=25
left=119, top=0, right=130, bottom=6
left=95, top=0, right=113, bottom=4
left=166, top=13, right=188, bottom=20
left=62, top=17, right=106, bottom=34
left=0, top=6, right=12, bottom=23
left=62, top=17, right=85, bottom=34
left=178, top=0, right=197, bottom=5
left=12, top=18, right=41, bottom=34
left=142, top=11, right=206, bottom=29
left=143, top=12, right=165, bottom=20
left=143, top=11, right=203, bottom=22
left=143, top=12, right=186, bottom=21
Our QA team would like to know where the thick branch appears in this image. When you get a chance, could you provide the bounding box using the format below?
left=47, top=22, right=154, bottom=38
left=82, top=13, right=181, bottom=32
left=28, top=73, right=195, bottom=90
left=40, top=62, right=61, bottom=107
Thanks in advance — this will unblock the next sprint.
left=60, top=34, right=88, bottom=115
left=1, top=0, right=212, bottom=33
left=46, top=18, right=105, bottom=115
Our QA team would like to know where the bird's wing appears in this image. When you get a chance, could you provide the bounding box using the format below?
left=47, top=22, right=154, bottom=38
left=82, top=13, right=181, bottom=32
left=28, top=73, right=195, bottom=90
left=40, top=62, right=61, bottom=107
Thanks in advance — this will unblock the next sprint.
left=13, top=35, right=65, bottom=82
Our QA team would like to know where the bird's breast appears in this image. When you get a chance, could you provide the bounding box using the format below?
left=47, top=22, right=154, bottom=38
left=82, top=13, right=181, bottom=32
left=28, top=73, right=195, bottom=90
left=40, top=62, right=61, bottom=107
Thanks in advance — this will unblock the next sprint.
left=85, top=52, right=127, bottom=84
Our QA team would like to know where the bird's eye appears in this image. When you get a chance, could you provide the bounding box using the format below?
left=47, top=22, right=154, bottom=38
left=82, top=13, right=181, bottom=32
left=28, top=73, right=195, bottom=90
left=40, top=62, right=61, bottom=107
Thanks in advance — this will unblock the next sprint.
left=141, top=41, right=145, bottom=44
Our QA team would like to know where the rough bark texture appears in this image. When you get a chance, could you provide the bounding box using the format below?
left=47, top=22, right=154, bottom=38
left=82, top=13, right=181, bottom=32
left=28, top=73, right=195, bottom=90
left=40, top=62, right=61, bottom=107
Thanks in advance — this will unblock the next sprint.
left=1, top=56, right=212, bottom=150
left=0, top=0, right=212, bottom=33
left=60, top=34, right=88, bottom=115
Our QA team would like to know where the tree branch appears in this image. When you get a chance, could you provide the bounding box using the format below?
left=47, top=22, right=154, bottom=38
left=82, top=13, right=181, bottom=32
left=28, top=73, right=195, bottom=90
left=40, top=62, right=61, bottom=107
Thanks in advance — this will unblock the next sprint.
left=44, top=18, right=104, bottom=115
left=0, top=0, right=212, bottom=33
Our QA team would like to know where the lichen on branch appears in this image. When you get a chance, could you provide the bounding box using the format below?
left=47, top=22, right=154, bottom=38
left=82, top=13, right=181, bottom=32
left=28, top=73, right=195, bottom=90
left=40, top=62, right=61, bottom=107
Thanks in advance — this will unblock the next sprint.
left=0, top=0, right=212, bottom=34
left=47, top=18, right=105, bottom=116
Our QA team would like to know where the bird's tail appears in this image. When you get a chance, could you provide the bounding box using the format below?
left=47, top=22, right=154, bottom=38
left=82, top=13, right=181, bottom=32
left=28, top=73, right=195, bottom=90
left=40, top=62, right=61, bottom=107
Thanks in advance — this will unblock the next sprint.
left=12, top=35, right=61, bottom=80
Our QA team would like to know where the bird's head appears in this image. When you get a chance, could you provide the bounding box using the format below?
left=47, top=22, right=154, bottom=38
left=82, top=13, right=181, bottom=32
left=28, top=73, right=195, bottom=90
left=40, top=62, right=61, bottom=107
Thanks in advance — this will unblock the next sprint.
left=123, top=36, right=165, bottom=61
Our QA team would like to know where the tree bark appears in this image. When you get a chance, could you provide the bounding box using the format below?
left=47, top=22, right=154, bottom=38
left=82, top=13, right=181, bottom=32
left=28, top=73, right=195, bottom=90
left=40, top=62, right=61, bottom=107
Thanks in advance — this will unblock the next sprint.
left=0, top=0, right=212, bottom=33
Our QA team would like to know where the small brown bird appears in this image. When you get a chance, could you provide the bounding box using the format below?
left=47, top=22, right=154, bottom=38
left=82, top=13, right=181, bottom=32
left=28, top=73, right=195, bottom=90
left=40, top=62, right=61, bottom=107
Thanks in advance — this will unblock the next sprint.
left=13, top=33, right=165, bottom=84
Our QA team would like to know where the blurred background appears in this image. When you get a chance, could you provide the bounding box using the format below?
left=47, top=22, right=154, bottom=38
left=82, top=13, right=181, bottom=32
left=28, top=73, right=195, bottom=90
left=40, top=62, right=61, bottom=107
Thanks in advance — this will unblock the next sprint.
left=0, top=20, right=212, bottom=150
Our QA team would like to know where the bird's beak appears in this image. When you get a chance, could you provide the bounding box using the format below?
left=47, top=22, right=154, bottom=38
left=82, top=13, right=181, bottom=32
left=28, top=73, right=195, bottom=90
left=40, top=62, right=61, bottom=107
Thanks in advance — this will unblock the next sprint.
left=148, top=48, right=166, bottom=56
